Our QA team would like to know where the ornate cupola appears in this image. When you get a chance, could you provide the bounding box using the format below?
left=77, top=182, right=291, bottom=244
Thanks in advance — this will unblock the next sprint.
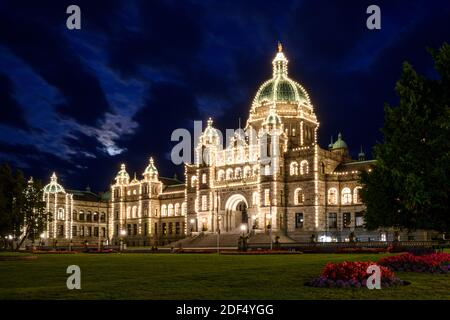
left=263, top=105, right=283, bottom=132
left=331, top=133, right=349, bottom=157
left=43, top=172, right=65, bottom=194
left=202, top=118, right=221, bottom=146
left=143, top=157, right=159, bottom=181
left=115, top=163, right=130, bottom=185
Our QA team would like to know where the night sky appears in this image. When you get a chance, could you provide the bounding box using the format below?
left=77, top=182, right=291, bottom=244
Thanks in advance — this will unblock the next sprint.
left=0, top=0, right=449, bottom=192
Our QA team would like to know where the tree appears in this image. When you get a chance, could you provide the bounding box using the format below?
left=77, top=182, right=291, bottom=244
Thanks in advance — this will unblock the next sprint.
left=0, top=163, right=25, bottom=248
left=360, top=43, right=450, bottom=234
left=15, top=178, right=49, bottom=249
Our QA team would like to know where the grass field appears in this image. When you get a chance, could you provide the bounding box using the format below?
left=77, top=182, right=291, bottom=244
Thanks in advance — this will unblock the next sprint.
left=0, top=252, right=449, bottom=300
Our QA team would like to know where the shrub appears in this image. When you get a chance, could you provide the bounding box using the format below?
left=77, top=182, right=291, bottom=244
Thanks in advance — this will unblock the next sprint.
left=307, top=261, right=405, bottom=288
left=379, top=253, right=450, bottom=273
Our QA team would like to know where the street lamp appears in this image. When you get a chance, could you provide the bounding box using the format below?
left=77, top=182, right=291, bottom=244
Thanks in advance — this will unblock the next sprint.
left=267, top=213, right=273, bottom=250
left=217, top=216, right=222, bottom=254
left=120, top=230, right=126, bottom=251
left=240, top=224, right=247, bottom=236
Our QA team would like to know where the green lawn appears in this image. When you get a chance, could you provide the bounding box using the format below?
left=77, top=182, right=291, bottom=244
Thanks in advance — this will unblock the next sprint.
left=0, top=252, right=449, bottom=299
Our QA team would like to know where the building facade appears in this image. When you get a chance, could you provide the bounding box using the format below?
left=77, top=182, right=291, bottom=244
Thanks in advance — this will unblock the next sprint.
left=40, top=45, right=430, bottom=246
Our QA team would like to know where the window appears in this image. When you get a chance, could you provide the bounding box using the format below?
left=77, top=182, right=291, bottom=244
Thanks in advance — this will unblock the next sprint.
left=235, top=167, right=242, bottom=178
left=294, top=188, right=304, bottom=205
left=320, top=162, right=325, bottom=174
left=289, top=162, right=299, bottom=176
left=132, top=206, right=137, bottom=218
left=264, top=189, right=270, bottom=206
left=102, top=227, right=106, bottom=237
left=226, top=168, right=233, bottom=180
left=343, top=212, right=351, bottom=228
left=80, top=226, right=85, bottom=236
left=355, top=212, right=364, bottom=228
left=252, top=192, right=259, bottom=206
left=100, top=213, right=106, bottom=222
left=175, top=222, right=181, bottom=235
left=79, top=211, right=85, bottom=221
left=175, top=203, right=180, bottom=216
left=191, top=176, right=197, bottom=187
left=72, top=226, right=77, bottom=237
left=94, top=227, right=99, bottom=237
left=252, top=165, right=259, bottom=176
left=328, top=213, right=337, bottom=229
left=58, top=225, right=64, bottom=237
left=243, top=166, right=251, bottom=178
left=86, top=212, right=92, bottom=222
left=341, top=188, right=352, bottom=205
left=300, top=160, right=309, bottom=175
left=72, top=211, right=77, bottom=221
left=181, top=202, right=187, bottom=216
left=144, top=223, right=148, bottom=236
left=168, top=204, right=174, bottom=216
left=88, top=226, right=92, bottom=237
left=161, top=205, right=167, bottom=217
left=133, top=224, right=137, bottom=235
left=328, top=188, right=338, bottom=205
left=217, top=170, right=225, bottom=181
left=154, top=223, right=158, bottom=235
left=115, top=224, right=119, bottom=236
left=94, top=212, right=99, bottom=222
left=57, top=208, right=64, bottom=220
left=127, top=224, right=132, bottom=236
left=168, top=222, right=173, bottom=235
left=353, top=187, right=362, bottom=204
left=202, top=173, right=207, bottom=184
left=115, top=210, right=119, bottom=220
left=295, top=213, right=304, bottom=228
left=201, top=195, right=208, bottom=211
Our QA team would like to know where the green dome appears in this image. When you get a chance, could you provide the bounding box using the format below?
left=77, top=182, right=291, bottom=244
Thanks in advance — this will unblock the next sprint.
left=143, top=157, right=158, bottom=176
left=252, top=45, right=310, bottom=107
left=332, top=133, right=348, bottom=149
left=264, top=107, right=282, bottom=126
left=255, top=78, right=309, bottom=105
left=43, top=173, right=65, bottom=194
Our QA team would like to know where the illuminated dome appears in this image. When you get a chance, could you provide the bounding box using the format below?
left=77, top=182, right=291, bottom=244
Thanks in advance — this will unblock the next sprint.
left=202, top=118, right=221, bottom=145
left=115, top=164, right=130, bottom=184
left=43, top=173, right=65, bottom=194
left=264, top=106, right=282, bottom=126
left=253, top=43, right=311, bottom=107
left=143, top=157, right=158, bottom=180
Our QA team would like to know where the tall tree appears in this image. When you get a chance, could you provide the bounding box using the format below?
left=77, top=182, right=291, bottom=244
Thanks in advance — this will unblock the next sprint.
left=360, top=43, right=450, bottom=234
left=15, top=178, right=49, bottom=249
left=0, top=164, right=24, bottom=248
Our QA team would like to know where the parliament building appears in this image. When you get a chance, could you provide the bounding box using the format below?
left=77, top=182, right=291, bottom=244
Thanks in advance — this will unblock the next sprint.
left=41, top=45, right=423, bottom=247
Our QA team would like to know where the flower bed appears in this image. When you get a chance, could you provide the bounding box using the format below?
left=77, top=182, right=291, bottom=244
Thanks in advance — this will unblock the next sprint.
left=307, top=261, right=406, bottom=288
left=379, top=253, right=450, bottom=273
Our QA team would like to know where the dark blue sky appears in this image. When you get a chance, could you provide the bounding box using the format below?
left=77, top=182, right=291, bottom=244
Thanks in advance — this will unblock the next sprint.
left=0, top=0, right=449, bottom=191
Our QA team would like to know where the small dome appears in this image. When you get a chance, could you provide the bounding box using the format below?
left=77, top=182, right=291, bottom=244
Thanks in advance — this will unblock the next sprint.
left=143, top=157, right=158, bottom=177
left=332, top=133, right=348, bottom=149
left=43, top=173, right=65, bottom=194
left=264, top=106, right=282, bottom=126
left=115, top=164, right=130, bottom=184
left=202, top=118, right=221, bottom=144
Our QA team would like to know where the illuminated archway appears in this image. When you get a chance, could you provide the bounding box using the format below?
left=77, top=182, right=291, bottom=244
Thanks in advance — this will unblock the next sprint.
left=224, top=194, right=249, bottom=232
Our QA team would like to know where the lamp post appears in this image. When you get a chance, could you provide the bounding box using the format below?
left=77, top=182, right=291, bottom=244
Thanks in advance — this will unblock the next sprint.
left=240, top=224, right=247, bottom=236
left=267, top=213, right=273, bottom=250
left=120, top=229, right=126, bottom=251
left=40, top=232, right=46, bottom=248
left=217, top=216, right=221, bottom=254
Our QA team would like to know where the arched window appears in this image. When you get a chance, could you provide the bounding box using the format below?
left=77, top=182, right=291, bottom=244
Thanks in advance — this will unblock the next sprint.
left=161, top=204, right=167, bottom=217
left=252, top=191, right=259, bottom=206
left=181, top=202, right=187, bottom=216
left=168, top=204, right=174, bottom=216
left=72, top=210, right=77, bottom=221
left=243, top=166, right=251, bottom=178
left=235, top=167, right=242, bottom=178
left=226, top=168, right=233, bottom=180
left=290, top=162, right=299, bottom=176
left=294, top=188, right=304, bottom=205
left=57, top=208, right=65, bottom=220
left=79, top=211, right=84, bottom=221
left=127, top=207, right=131, bottom=218
left=191, top=176, right=197, bottom=187
left=217, top=170, right=225, bottom=181
left=300, top=160, right=309, bottom=175
left=342, top=187, right=352, bottom=205
left=353, top=187, right=362, bottom=204
left=202, top=173, right=207, bottom=184
left=175, top=203, right=180, bottom=215
left=328, top=188, right=338, bottom=205
left=132, top=206, right=137, bottom=218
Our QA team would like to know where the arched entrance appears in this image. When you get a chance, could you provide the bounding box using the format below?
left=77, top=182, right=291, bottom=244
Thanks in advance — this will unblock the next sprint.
left=224, top=194, right=249, bottom=233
